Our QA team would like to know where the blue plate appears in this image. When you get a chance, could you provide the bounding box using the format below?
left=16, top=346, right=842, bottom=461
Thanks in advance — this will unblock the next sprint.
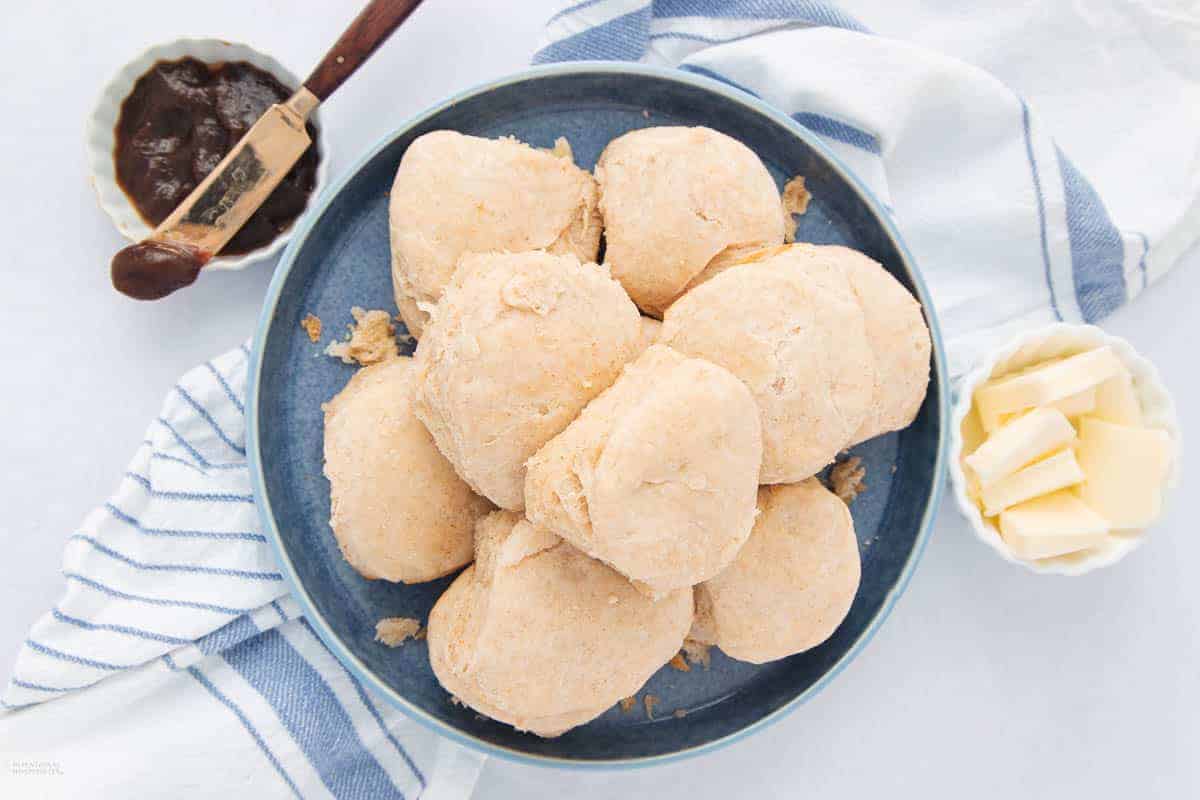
left=247, top=62, right=949, bottom=768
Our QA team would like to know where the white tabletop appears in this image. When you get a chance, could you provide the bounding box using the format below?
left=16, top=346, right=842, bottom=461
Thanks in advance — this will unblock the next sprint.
left=1, top=2, right=1197, bottom=797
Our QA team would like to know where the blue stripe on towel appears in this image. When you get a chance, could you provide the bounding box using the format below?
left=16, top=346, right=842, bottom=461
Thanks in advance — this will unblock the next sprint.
left=11, top=677, right=96, bottom=693
left=65, top=572, right=253, bottom=615
left=792, top=112, right=881, bottom=153
left=301, top=620, right=426, bottom=789
left=51, top=608, right=192, bottom=646
left=104, top=503, right=265, bottom=543
left=205, top=361, right=245, bottom=413
left=173, top=385, right=247, bottom=455
left=1019, top=100, right=1062, bottom=321
left=650, top=29, right=789, bottom=49
left=124, top=471, right=255, bottom=504
left=222, top=629, right=407, bottom=800
left=0, top=699, right=35, bottom=711
left=197, top=615, right=262, bottom=656
left=678, top=63, right=761, bottom=96
left=1056, top=146, right=1126, bottom=322
left=151, top=450, right=245, bottom=473
left=533, top=7, right=652, bottom=63
left=1135, top=231, right=1150, bottom=290
left=652, top=0, right=868, bottom=31
left=25, top=639, right=132, bottom=671
left=677, top=64, right=881, bottom=153
left=68, top=534, right=281, bottom=581
left=676, top=65, right=883, bottom=154
left=156, top=418, right=214, bottom=468
left=187, top=665, right=304, bottom=799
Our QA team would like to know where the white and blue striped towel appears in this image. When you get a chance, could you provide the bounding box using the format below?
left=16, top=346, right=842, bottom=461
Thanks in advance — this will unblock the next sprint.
left=3, top=2, right=1197, bottom=798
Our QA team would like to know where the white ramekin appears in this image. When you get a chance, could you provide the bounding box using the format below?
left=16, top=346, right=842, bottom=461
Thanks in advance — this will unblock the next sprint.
left=86, top=38, right=328, bottom=272
left=948, top=323, right=1181, bottom=576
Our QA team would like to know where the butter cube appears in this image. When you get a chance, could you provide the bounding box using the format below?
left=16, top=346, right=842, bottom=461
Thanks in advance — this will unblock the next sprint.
left=980, top=448, right=1085, bottom=517
left=1075, top=417, right=1171, bottom=529
left=976, top=347, right=1123, bottom=431
left=964, top=407, right=1076, bottom=487
left=1092, top=369, right=1142, bottom=426
left=995, top=387, right=1096, bottom=430
left=999, top=490, right=1110, bottom=560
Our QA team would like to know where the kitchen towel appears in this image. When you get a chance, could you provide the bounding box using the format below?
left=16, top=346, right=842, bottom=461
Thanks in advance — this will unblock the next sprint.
left=3, top=1, right=1198, bottom=798
left=538, top=0, right=1200, bottom=379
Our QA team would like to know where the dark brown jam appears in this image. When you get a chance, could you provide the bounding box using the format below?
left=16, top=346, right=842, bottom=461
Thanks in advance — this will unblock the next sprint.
left=111, top=240, right=206, bottom=300
left=114, top=57, right=320, bottom=256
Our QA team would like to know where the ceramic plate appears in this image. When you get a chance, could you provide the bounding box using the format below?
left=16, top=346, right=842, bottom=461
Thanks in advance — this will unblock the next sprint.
left=247, top=62, right=949, bottom=767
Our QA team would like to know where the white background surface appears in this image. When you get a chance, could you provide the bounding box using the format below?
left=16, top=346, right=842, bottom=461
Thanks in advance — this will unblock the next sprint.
left=1, top=1, right=1196, bottom=797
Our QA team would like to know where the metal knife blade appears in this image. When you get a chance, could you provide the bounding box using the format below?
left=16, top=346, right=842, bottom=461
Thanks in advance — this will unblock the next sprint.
left=153, top=87, right=319, bottom=259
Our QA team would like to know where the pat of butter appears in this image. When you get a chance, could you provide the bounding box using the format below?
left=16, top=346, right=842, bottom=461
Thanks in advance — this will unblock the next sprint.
left=999, top=490, right=1109, bottom=560
left=995, top=386, right=1096, bottom=430
left=980, top=448, right=1085, bottom=517
left=964, top=407, right=1075, bottom=487
left=976, top=347, right=1123, bottom=432
left=1075, top=417, right=1171, bottom=529
left=1092, top=368, right=1142, bottom=426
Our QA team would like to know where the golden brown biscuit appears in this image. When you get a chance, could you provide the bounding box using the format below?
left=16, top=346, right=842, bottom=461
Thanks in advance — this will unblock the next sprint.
left=818, top=245, right=931, bottom=444
left=525, top=345, right=762, bottom=596
left=660, top=248, right=876, bottom=482
left=427, top=512, right=693, bottom=737
left=414, top=251, right=641, bottom=510
left=323, top=357, right=491, bottom=583
left=594, top=126, right=784, bottom=316
left=694, top=479, right=860, bottom=664
left=389, top=131, right=602, bottom=335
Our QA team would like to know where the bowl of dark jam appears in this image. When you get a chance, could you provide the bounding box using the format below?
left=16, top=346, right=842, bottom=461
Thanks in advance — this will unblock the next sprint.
left=87, top=39, right=328, bottom=271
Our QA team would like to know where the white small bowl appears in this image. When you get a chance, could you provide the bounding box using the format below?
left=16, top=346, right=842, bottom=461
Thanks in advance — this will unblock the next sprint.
left=949, top=323, right=1181, bottom=575
left=86, top=38, right=328, bottom=272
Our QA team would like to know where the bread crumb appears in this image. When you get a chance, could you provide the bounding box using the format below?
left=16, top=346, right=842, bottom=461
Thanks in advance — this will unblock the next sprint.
left=829, top=456, right=867, bottom=504
left=668, top=653, right=691, bottom=672
left=300, top=313, right=322, bottom=343
left=673, top=708, right=687, bottom=719
left=619, top=696, right=638, bottom=713
left=374, top=617, right=422, bottom=646
left=546, top=136, right=574, bottom=161
left=325, top=307, right=399, bottom=365
left=450, top=695, right=464, bottom=707
left=781, top=175, right=811, bottom=243
left=681, top=639, right=711, bottom=669
left=644, top=694, right=660, bottom=720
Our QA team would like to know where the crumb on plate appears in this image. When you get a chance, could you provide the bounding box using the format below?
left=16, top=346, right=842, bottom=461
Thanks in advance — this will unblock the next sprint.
left=374, top=616, right=422, bottom=647
left=644, top=694, right=660, bottom=720
left=301, top=313, right=322, bottom=343
left=673, top=708, right=687, bottom=719
left=781, top=175, right=811, bottom=243
left=546, top=136, right=574, bottom=161
left=325, top=307, right=399, bottom=366
left=619, top=695, right=638, bottom=713
left=829, top=455, right=867, bottom=504
left=668, top=653, right=691, bottom=672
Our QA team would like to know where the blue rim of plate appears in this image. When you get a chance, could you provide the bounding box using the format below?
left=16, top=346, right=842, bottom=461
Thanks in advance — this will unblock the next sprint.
left=246, top=60, right=950, bottom=770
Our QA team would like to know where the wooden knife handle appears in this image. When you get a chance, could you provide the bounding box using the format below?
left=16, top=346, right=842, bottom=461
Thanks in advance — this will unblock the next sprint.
left=304, top=0, right=425, bottom=102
